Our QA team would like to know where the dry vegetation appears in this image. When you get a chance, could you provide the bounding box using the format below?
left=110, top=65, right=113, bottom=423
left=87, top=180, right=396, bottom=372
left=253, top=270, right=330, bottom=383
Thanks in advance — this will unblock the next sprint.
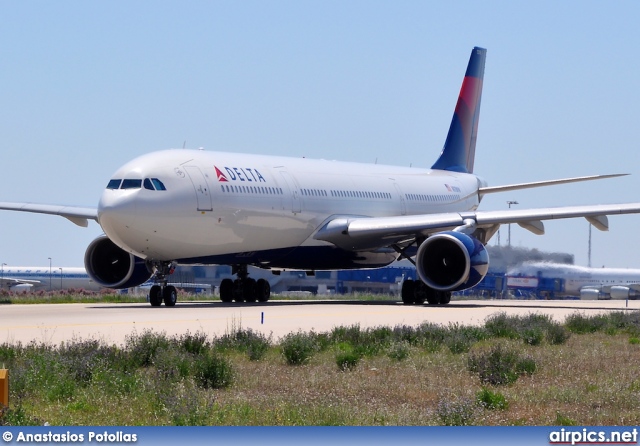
left=2, top=311, right=640, bottom=426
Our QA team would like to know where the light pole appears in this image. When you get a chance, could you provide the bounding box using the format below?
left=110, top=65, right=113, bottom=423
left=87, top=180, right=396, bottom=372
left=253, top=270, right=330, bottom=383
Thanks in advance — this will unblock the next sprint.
left=48, top=257, right=52, bottom=291
left=1, top=263, right=5, bottom=290
left=507, top=201, right=519, bottom=247
left=59, top=268, right=63, bottom=290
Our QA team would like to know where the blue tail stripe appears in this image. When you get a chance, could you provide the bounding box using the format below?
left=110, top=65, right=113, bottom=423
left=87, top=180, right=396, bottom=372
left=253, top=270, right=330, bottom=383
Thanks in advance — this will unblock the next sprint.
left=431, top=47, right=486, bottom=174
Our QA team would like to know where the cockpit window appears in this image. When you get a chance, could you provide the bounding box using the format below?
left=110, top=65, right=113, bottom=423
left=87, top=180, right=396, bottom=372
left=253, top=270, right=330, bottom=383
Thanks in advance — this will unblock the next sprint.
left=107, top=179, right=122, bottom=190
left=107, top=178, right=165, bottom=190
left=143, top=178, right=167, bottom=191
left=121, top=179, right=142, bottom=189
left=151, top=178, right=166, bottom=190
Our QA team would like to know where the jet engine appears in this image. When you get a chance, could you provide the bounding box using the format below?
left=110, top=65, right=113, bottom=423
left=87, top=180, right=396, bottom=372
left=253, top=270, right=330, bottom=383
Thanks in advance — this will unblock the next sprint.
left=415, top=231, right=489, bottom=292
left=84, top=235, right=152, bottom=289
left=610, top=286, right=639, bottom=300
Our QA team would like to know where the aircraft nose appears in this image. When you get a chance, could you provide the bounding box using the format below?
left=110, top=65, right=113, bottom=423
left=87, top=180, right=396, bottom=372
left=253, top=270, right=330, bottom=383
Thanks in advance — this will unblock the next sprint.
left=98, top=190, right=138, bottom=237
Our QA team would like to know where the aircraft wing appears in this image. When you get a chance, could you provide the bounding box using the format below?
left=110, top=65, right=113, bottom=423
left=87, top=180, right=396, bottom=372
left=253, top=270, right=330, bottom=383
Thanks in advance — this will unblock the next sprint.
left=0, top=202, right=98, bottom=227
left=314, top=203, right=640, bottom=250
left=0, top=277, right=40, bottom=289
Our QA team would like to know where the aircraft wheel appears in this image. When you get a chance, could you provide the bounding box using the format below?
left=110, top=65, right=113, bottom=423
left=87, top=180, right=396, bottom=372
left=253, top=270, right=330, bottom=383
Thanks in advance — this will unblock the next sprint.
left=401, top=280, right=415, bottom=304
left=220, top=278, right=233, bottom=302
left=426, top=287, right=439, bottom=305
left=439, top=292, right=451, bottom=305
left=163, top=285, right=177, bottom=307
left=244, top=278, right=257, bottom=302
left=233, top=279, right=245, bottom=302
left=414, top=282, right=427, bottom=305
left=256, top=278, right=271, bottom=302
left=149, top=285, right=162, bottom=307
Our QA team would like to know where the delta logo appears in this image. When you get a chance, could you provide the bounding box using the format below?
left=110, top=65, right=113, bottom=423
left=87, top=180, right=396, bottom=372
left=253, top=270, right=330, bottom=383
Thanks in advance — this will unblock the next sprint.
left=214, top=165, right=267, bottom=183
left=445, top=184, right=462, bottom=193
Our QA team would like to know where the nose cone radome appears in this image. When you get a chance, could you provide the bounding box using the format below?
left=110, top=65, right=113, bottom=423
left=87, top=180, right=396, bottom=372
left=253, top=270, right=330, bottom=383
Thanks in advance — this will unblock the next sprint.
left=98, top=189, right=139, bottom=247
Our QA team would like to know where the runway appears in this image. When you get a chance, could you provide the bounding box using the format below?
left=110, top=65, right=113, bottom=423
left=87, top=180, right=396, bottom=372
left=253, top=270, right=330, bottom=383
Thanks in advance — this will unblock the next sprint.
left=1, top=298, right=639, bottom=345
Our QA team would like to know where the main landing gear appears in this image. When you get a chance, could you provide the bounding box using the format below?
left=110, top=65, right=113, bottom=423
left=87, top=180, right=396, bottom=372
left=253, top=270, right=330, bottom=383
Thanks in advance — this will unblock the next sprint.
left=401, top=279, right=451, bottom=305
left=146, top=260, right=178, bottom=307
left=219, top=264, right=271, bottom=303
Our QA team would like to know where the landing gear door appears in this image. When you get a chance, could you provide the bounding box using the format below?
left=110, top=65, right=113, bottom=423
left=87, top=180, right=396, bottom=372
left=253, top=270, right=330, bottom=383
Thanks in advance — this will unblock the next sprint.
left=184, top=166, right=213, bottom=211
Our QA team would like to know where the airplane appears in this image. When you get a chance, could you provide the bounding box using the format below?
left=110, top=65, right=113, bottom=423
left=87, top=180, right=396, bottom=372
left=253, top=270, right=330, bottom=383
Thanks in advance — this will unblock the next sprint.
left=0, top=266, right=101, bottom=292
left=3, top=46, right=640, bottom=307
left=507, top=262, right=640, bottom=300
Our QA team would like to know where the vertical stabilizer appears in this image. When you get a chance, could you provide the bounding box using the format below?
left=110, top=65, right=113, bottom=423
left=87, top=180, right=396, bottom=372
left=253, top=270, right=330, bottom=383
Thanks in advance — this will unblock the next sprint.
left=431, top=47, right=486, bottom=173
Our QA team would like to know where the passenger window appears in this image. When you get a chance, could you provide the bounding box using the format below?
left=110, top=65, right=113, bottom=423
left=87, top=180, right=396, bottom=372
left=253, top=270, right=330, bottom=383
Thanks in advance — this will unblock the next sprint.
left=121, top=179, right=142, bottom=189
left=107, top=179, right=122, bottom=190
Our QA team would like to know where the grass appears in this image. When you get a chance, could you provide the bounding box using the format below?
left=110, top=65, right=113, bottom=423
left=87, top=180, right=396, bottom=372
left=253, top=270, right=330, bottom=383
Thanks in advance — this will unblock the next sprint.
left=2, top=310, right=640, bottom=425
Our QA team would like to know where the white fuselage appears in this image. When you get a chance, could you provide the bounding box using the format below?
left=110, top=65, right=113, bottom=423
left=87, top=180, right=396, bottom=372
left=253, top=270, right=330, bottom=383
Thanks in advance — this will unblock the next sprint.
left=98, top=149, right=482, bottom=269
left=508, top=262, right=640, bottom=296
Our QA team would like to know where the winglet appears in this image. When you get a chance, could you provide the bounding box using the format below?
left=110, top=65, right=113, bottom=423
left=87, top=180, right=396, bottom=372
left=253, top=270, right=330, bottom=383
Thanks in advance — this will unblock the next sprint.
left=431, top=46, right=487, bottom=174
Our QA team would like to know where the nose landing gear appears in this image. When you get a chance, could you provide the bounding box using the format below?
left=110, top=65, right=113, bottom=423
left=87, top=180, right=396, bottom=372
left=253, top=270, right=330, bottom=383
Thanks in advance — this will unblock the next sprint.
left=149, top=284, right=178, bottom=307
left=146, top=260, right=178, bottom=307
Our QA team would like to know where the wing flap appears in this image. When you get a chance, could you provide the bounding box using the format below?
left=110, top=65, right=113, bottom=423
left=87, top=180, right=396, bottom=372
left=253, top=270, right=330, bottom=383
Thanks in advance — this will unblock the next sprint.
left=474, top=203, right=640, bottom=229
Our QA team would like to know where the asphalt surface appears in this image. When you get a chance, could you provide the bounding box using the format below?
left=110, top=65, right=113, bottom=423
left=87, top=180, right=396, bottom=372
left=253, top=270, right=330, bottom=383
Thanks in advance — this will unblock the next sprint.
left=1, top=298, right=639, bottom=345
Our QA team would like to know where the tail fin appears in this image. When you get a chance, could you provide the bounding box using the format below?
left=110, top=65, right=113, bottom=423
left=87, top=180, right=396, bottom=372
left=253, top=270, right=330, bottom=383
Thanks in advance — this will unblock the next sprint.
left=431, top=46, right=486, bottom=174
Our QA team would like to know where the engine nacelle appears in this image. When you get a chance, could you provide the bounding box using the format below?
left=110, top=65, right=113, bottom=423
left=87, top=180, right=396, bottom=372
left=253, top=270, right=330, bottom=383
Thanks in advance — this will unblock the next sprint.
left=84, top=235, right=152, bottom=289
left=415, top=231, right=489, bottom=292
left=580, top=288, right=605, bottom=300
left=610, top=286, right=636, bottom=300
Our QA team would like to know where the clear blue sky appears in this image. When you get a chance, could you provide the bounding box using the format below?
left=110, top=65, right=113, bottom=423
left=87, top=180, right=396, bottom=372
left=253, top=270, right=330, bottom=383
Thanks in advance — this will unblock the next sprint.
left=1, top=1, right=640, bottom=269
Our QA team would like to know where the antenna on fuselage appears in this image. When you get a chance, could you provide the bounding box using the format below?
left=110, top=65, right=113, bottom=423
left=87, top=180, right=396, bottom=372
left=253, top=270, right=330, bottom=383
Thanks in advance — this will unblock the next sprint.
left=182, top=141, right=187, bottom=149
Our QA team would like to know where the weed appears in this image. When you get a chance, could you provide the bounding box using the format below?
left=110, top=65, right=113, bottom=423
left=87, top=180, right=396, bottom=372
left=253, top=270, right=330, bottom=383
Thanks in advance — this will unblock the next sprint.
left=217, top=328, right=271, bottom=361
left=484, top=312, right=520, bottom=339
left=386, top=341, right=410, bottom=362
left=392, top=325, right=420, bottom=345
left=435, top=395, right=476, bottom=426
left=565, top=313, right=607, bottom=334
left=516, top=356, right=537, bottom=376
left=467, top=344, right=537, bottom=386
left=521, top=328, right=544, bottom=346
left=476, top=387, right=508, bottom=410
left=555, top=412, right=578, bottom=426
left=58, top=339, right=117, bottom=385
left=176, top=331, right=210, bottom=356
left=546, top=323, right=570, bottom=345
left=153, top=347, right=193, bottom=381
left=335, top=345, right=361, bottom=371
left=415, top=322, right=448, bottom=349
left=281, top=331, right=319, bottom=365
left=0, top=343, right=19, bottom=363
left=125, top=330, right=171, bottom=368
left=193, top=353, right=234, bottom=389
left=158, top=380, right=215, bottom=426
left=0, top=404, right=42, bottom=426
left=444, top=323, right=485, bottom=354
